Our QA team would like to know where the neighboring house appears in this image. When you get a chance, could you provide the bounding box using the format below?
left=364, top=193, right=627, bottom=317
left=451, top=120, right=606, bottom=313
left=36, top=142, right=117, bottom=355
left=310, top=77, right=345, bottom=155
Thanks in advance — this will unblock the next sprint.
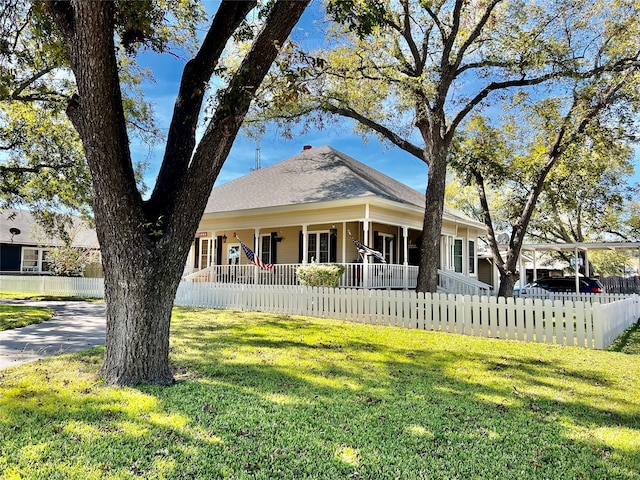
left=186, top=146, right=488, bottom=291
left=0, top=208, right=101, bottom=276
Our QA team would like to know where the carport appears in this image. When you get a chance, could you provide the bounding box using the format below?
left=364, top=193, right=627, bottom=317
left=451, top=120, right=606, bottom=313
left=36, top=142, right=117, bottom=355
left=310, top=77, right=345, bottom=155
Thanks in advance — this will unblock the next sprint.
left=518, top=241, right=640, bottom=293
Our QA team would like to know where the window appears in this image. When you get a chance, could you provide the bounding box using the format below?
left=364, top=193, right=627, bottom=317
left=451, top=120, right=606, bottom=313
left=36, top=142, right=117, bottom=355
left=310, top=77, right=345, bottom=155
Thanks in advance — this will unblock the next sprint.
left=21, top=247, right=51, bottom=272
left=468, top=240, right=476, bottom=275
left=307, top=232, right=330, bottom=263
left=453, top=239, right=463, bottom=273
left=379, top=233, right=395, bottom=264
left=260, top=235, right=272, bottom=263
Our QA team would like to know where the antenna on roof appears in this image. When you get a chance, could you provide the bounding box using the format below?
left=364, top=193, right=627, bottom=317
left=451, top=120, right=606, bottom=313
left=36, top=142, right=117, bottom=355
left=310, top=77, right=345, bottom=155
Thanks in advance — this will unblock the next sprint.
left=251, top=145, right=261, bottom=172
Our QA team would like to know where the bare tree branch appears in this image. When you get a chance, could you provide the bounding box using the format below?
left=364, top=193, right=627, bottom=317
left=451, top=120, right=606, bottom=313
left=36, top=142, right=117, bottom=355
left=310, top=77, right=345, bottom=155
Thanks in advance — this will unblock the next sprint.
left=322, top=103, right=425, bottom=160
left=149, top=0, right=257, bottom=214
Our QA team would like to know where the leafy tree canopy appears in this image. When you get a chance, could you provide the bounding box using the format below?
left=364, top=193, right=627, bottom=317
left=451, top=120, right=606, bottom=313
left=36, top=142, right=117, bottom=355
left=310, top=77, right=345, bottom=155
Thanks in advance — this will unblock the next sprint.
left=0, top=0, right=205, bottom=231
left=246, top=0, right=640, bottom=292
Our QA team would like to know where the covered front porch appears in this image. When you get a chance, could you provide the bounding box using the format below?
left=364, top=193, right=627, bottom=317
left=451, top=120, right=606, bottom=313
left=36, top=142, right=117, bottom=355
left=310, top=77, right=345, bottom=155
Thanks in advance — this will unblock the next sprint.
left=183, top=261, right=491, bottom=295
left=183, top=207, right=490, bottom=295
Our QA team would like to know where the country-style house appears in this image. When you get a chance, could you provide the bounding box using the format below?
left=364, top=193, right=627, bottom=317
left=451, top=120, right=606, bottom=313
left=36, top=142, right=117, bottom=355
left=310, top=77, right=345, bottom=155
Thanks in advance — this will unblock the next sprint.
left=184, top=146, right=490, bottom=292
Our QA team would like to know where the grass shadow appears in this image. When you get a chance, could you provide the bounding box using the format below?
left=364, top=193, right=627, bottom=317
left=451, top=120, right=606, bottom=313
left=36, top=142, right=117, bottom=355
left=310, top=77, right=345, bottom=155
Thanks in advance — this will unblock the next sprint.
left=1, top=308, right=639, bottom=479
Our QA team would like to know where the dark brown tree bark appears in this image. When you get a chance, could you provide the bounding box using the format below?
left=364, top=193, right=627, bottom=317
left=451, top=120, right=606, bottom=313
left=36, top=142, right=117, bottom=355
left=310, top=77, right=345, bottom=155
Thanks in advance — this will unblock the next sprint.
left=47, top=0, right=309, bottom=385
left=416, top=141, right=449, bottom=293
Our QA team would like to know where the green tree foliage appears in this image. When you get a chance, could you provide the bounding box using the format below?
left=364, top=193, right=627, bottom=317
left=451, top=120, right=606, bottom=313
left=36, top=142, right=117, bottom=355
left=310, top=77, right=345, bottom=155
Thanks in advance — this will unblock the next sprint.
left=249, top=0, right=640, bottom=293
left=46, top=245, right=98, bottom=277
left=0, top=0, right=200, bottom=220
left=449, top=61, right=640, bottom=295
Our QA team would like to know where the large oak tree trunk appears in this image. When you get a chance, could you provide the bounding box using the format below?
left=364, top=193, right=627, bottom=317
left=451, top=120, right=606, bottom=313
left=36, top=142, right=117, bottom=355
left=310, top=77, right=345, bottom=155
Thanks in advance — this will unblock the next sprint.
left=49, top=0, right=309, bottom=385
left=496, top=268, right=520, bottom=297
left=416, top=139, right=449, bottom=293
left=98, top=241, right=186, bottom=385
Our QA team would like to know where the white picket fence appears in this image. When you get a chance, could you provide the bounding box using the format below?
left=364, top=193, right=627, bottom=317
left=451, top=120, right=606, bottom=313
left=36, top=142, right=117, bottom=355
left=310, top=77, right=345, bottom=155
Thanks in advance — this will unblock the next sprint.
left=0, top=275, right=104, bottom=298
left=2, top=275, right=638, bottom=350
left=174, top=282, right=640, bottom=350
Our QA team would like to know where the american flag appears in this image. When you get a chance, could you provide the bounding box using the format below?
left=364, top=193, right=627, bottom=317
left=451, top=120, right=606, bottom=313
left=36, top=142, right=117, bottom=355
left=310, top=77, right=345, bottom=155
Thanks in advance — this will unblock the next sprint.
left=349, top=232, right=386, bottom=263
left=235, top=235, right=274, bottom=272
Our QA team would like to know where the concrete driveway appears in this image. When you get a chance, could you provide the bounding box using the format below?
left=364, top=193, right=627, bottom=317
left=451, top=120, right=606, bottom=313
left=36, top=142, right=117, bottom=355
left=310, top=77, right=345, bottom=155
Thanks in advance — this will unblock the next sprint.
left=0, top=301, right=106, bottom=371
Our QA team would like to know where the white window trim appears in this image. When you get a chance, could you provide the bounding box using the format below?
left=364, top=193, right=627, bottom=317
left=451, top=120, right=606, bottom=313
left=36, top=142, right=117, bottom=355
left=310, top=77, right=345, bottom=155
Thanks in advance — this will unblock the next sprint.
left=452, top=238, right=464, bottom=274
left=259, top=234, right=272, bottom=264
left=199, top=237, right=215, bottom=270
left=227, top=244, right=240, bottom=265
left=468, top=239, right=477, bottom=277
left=21, top=247, right=51, bottom=273
left=378, top=232, right=395, bottom=264
left=307, top=230, right=331, bottom=263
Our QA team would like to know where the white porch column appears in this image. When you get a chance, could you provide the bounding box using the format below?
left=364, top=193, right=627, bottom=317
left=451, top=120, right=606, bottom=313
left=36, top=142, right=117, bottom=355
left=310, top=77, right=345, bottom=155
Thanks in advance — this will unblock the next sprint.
left=442, top=235, right=451, bottom=270
left=584, top=248, right=590, bottom=276
left=342, top=221, right=347, bottom=263
left=575, top=245, right=580, bottom=293
left=363, top=220, right=370, bottom=288
left=518, top=253, right=524, bottom=290
left=532, top=248, right=537, bottom=284
left=302, top=224, right=308, bottom=264
left=254, top=228, right=260, bottom=284
left=403, top=226, right=409, bottom=290
left=402, top=227, right=409, bottom=265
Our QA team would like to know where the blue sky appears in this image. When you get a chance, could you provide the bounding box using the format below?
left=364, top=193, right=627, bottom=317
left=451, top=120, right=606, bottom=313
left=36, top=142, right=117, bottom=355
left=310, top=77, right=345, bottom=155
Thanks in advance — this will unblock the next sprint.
left=132, top=1, right=639, bottom=197
left=131, top=1, right=431, bottom=195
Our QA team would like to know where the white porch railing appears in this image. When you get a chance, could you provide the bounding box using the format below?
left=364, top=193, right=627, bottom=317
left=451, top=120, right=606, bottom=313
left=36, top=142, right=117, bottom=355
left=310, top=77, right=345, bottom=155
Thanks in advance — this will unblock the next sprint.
left=437, top=269, right=493, bottom=296
left=181, top=262, right=493, bottom=293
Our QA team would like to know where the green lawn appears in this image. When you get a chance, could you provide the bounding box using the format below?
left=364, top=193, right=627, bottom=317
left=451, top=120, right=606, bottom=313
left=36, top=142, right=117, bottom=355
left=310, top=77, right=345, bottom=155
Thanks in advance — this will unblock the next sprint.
left=0, top=304, right=54, bottom=331
left=1, top=308, right=639, bottom=479
left=607, top=320, right=640, bottom=355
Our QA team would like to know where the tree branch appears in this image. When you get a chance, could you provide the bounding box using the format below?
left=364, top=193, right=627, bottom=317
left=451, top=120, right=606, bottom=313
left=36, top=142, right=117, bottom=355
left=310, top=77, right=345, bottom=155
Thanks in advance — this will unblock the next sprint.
left=0, top=162, right=76, bottom=174
left=10, top=66, right=58, bottom=99
left=322, top=103, right=425, bottom=161
left=447, top=72, right=560, bottom=140
left=167, top=0, right=310, bottom=244
left=399, top=0, right=424, bottom=75
left=473, top=169, right=506, bottom=274
left=149, top=0, right=257, bottom=214
left=452, top=0, right=503, bottom=72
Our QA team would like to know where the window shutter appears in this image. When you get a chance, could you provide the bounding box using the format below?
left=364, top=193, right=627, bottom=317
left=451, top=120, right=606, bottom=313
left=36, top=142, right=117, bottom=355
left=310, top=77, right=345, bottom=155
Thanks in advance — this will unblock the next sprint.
left=298, top=230, right=303, bottom=263
left=271, top=232, right=278, bottom=263
left=374, top=231, right=382, bottom=252
left=216, top=236, right=223, bottom=266
left=193, top=238, right=200, bottom=268
left=330, top=231, right=337, bottom=263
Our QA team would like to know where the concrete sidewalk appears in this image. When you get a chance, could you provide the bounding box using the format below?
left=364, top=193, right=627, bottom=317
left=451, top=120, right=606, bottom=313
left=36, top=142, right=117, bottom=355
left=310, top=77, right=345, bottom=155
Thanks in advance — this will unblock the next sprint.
left=0, top=301, right=106, bottom=371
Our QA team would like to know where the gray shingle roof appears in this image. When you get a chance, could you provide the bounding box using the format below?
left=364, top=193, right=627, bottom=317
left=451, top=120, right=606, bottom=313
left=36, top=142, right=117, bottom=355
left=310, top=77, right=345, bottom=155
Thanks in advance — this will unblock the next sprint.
left=205, top=146, right=426, bottom=213
left=0, top=209, right=98, bottom=247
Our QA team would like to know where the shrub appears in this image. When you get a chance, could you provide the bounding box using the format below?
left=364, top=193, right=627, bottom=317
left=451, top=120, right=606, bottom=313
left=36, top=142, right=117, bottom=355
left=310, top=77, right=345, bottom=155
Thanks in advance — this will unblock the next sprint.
left=296, top=262, right=345, bottom=288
